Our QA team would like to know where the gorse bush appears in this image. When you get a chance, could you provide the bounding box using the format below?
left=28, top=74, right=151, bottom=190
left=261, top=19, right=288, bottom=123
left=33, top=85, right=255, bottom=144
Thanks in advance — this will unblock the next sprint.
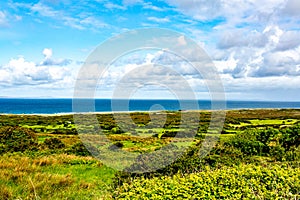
left=0, top=126, right=38, bottom=154
left=114, top=125, right=300, bottom=186
left=114, top=164, right=300, bottom=199
left=113, top=142, right=245, bottom=186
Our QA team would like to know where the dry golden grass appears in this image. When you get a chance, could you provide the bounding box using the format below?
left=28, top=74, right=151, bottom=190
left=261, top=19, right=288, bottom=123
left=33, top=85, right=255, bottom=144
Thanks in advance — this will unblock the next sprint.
left=0, top=154, right=107, bottom=199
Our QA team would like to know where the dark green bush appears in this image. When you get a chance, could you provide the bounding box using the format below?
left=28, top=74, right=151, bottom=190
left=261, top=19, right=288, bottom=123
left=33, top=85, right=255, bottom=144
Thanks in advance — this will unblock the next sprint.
left=227, top=128, right=280, bottom=156
left=44, top=137, right=65, bottom=149
left=280, top=125, right=300, bottom=150
left=66, top=142, right=92, bottom=156
left=113, top=142, right=245, bottom=187
left=0, top=126, right=38, bottom=154
left=108, top=141, right=124, bottom=151
left=111, top=127, right=124, bottom=134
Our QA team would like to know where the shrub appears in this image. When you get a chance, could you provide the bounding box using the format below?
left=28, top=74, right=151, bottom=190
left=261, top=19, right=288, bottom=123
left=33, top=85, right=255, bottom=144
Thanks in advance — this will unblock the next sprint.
left=227, top=128, right=280, bottom=156
left=44, top=137, right=65, bottom=149
left=108, top=142, right=124, bottom=151
left=66, top=142, right=93, bottom=156
left=227, top=129, right=264, bottom=156
left=111, top=127, right=124, bottom=134
left=280, top=125, right=300, bottom=150
left=114, top=164, right=300, bottom=199
left=0, top=126, right=38, bottom=154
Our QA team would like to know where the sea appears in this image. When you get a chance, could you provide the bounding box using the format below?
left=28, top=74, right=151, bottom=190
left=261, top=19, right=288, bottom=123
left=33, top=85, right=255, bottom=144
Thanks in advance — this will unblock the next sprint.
left=0, top=98, right=300, bottom=114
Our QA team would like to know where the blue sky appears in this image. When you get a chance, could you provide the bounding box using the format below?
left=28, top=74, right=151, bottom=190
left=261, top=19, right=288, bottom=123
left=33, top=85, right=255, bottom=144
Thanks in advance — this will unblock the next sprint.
left=0, top=0, right=300, bottom=101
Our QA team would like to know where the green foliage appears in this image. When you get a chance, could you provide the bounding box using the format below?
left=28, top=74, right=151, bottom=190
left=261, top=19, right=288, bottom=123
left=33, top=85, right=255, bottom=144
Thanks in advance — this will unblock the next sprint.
left=114, top=164, right=300, bottom=199
left=66, top=142, right=93, bottom=156
left=227, top=125, right=300, bottom=161
left=227, top=129, right=266, bottom=156
left=111, top=127, right=124, bottom=134
left=280, top=125, right=300, bottom=150
left=113, top=142, right=245, bottom=187
left=0, top=126, right=38, bottom=154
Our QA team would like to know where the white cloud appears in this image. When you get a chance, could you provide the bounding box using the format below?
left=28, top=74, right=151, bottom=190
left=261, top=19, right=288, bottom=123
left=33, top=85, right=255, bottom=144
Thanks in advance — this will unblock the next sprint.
left=43, top=48, right=52, bottom=59
left=104, top=2, right=126, bottom=10
left=163, top=0, right=300, bottom=82
left=79, top=16, right=107, bottom=29
left=275, top=30, right=300, bottom=51
left=143, top=2, right=164, bottom=11
left=30, top=2, right=59, bottom=17
left=165, top=0, right=285, bottom=23
left=214, top=53, right=238, bottom=73
left=282, top=0, right=300, bottom=16
left=0, top=49, right=75, bottom=88
left=213, top=25, right=300, bottom=78
left=177, top=36, right=187, bottom=46
left=40, top=48, right=71, bottom=66
left=0, top=11, right=8, bottom=26
left=15, top=2, right=108, bottom=30
left=165, top=0, right=222, bottom=21
left=147, top=17, right=170, bottom=23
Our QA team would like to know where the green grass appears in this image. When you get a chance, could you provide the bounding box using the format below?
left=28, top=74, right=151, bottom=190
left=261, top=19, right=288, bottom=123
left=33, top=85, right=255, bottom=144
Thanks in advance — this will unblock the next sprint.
left=37, top=135, right=52, bottom=142
left=21, top=124, right=76, bottom=130
left=228, top=119, right=299, bottom=130
left=219, top=134, right=235, bottom=142
left=249, top=119, right=298, bottom=125
left=0, top=154, right=116, bottom=200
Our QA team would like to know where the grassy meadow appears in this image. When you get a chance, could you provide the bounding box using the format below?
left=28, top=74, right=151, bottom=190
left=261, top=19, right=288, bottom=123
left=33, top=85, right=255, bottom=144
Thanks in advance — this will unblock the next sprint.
left=0, top=109, right=299, bottom=199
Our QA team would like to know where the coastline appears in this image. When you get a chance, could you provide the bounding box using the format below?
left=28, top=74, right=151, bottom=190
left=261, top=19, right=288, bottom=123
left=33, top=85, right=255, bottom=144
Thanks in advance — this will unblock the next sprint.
left=1, top=107, right=299, bottom=116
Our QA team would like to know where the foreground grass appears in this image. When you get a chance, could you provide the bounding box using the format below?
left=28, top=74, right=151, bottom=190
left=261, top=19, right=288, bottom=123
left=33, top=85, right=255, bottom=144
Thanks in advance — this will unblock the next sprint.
left=0, top=153, right=115, bottom=200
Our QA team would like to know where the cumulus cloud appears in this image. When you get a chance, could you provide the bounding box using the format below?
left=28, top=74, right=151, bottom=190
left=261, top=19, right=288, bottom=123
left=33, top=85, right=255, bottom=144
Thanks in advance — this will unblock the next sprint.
left=40, top=48, right=71, bottom=66
left=43, top=48, right=52, bottom=59
left=218, top=29, right=268, bottom=49
left=281, top=0, right=300, bottom=16
left=165, top=0, right=223, bottom=21
left=166, top=0, right=285, bottom=23
left=162, top=0, right=300, bottom=81
left=214, top=25, right=300, bottom=78
left=275, top=30, right=300, bottom=51
left=255, top=49, right=300, bottom=77
left=0, top=49, right=74, bottom=87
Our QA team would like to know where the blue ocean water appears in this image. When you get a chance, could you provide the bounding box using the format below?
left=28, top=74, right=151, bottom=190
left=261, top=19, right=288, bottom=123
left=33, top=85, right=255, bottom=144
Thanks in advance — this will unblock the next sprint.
left=0, top=98, right=300, bottom=114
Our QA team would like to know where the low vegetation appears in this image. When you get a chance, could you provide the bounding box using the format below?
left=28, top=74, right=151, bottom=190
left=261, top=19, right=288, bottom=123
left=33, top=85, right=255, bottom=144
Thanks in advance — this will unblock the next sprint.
left=0, top=109, right=299, bottom=199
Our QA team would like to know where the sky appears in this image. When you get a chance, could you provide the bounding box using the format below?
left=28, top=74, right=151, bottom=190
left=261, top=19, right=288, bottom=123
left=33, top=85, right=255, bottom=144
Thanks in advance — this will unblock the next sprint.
left=0, top=0, right=300, bottom=101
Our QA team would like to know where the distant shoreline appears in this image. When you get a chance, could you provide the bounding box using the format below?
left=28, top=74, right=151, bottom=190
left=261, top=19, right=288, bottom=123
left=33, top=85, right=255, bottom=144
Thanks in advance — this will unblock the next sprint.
left=1, top=108, right=299, bottom=116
